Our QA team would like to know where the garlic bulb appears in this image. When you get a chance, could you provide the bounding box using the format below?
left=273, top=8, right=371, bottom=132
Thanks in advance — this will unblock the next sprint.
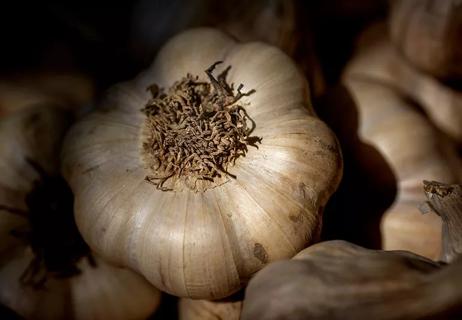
left=339, top=77, right=460, bottom=259
left=0, top=106, right=160, bottom=320
left=62, top=28, right=342, bottom=299
left=389, top=0, right=462, bottom=80
left=339, top=24, right=462, bottom=259
left=347, top=23, right=462, bottom=144
left=179, top=298, right=242, bottom=320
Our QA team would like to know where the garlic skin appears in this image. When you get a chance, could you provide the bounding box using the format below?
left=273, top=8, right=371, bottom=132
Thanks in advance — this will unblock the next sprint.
left=0, top=106, right=160, bottom=320
left=389, top=0, right=462, bottom=80
left=62, top=28, right=342, bottom=299
left=179, top=298, right=242, bottom=320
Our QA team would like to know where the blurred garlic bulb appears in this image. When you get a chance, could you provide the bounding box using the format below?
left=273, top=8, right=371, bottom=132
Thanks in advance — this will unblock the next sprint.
left=179, top=298, right=242, bottom=320
left=0, top=106, right=160, bottom=320
left=389, top=0, right=462, bottom=80
left=340, top=23, right=462, bottom=259
left=347, top=23, right=462, bottom=143
left=62, top=28, right=342, bottom=299
left=339, top=77, right=460, bottom=259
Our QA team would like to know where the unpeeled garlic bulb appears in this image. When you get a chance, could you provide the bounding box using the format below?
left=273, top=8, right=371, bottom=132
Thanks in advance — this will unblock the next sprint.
left=347, top=23, right=462, bottom=144
left=389, top=0, right=462, bottom=80
left=62, top=28, right=342, bottom=299
left=0, top=106, right=160, bottom=320
left=340, top=78, right=461, bottom=259
left=340, top=24, right=462, bottom=259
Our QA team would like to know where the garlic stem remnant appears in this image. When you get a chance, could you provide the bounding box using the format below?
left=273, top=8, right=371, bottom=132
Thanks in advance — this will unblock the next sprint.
left=1, top=158, right=94, bottom=288
left=141, top=61, right=260, bottom=192
left=422, top=181, right=462, bottom=263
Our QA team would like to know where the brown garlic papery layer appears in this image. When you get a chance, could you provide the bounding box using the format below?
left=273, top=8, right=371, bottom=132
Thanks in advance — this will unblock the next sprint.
left=1, top=159, right=94, bottom=288
left=141, top=61, right=260, bottom=192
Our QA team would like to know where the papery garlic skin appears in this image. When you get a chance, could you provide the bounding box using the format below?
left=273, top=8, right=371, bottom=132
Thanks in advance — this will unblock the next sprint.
left=0, top=106, right=160, bottom=320
left=62, top=28, right=342, bottom=299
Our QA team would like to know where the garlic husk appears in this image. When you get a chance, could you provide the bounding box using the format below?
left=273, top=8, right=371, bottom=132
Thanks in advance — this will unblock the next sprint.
left=0, top=106, right=160, bottom=319
left=62, top=28, right=342, bottom=299
left=179, top=298, right=242, bottom=320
